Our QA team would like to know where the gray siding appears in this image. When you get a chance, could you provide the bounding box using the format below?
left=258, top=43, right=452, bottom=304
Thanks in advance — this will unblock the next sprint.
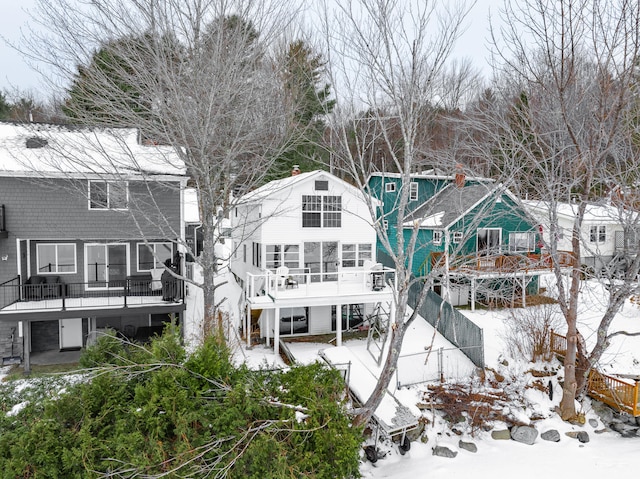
left=0, top=176, right=182, bottom=285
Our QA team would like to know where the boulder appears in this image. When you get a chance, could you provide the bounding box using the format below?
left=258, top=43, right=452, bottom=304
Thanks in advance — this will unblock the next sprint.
left=491, top=429, right=511, bottom=440
left=458, top=440, right=477, bottom=453
left=591, top=400, right=614, bottom=424
left=577, top=431, right=590, bottom=443
left=406, top=423, right=425, bottom=442
left=588, top=419, right=599, bottom=428
left=610, top=422, right=639, bottom=438
left=432, top=446, right=458, bottom=458
left=511, top=425, right=538, bottom=445
left=541, top=429, right=561, bottom=442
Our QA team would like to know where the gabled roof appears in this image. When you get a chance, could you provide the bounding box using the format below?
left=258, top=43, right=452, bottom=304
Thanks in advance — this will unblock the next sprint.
left=404, top=183, right=510, bottom=229
left=238, top=170, right=377, bottom=205
left=0, top=122, right=185, bottom=179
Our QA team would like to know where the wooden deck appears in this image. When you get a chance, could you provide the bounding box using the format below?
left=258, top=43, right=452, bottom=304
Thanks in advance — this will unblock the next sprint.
left=551, top=331, right=640, bottom=417
left=431, top=250, right=575, bottom=276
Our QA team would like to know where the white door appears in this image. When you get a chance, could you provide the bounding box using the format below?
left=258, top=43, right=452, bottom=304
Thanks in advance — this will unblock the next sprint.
left=59, top=318, right=83, bottom=350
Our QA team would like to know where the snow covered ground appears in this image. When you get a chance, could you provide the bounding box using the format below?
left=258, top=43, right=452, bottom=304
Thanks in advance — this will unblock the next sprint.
left=233, top=272, right=640, bottom=478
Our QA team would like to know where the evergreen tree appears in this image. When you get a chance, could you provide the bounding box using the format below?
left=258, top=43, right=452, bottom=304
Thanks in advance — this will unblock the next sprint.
left=0, top=92, right=11, bottom=120
left=269, top=40, right=335, bottom=179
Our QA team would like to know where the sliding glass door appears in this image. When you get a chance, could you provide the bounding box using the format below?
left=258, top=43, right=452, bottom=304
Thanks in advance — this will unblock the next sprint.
left=304, top=241, right=338, bottom=282
left=85, top=244, right=128, bottom=289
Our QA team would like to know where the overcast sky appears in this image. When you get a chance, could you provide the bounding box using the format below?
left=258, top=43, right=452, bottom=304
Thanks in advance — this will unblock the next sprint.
left=0, top=0, right=500, bottom=100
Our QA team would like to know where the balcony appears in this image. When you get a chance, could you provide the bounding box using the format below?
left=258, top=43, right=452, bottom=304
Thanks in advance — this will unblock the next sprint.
left=245, top=265, right=396, bottom=308
left=0, top=276, right=184, bottom=318
left=0, top=205, right=6, bottom=238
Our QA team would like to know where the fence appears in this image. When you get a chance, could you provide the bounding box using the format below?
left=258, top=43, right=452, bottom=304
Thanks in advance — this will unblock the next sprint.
left=396, top=345, right=482, bottom=388
left=550, top=331, right=640, bottom=417
left=377, top=250, right=485, bottom=368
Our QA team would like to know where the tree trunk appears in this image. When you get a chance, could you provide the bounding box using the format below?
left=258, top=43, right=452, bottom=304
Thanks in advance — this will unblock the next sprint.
left=200, top=219, right=223, bottom=344
left=559, top=224, right=583, bottom=421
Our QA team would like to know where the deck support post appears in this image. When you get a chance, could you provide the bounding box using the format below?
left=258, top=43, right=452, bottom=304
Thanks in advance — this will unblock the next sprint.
left=265, top=310, right=270, bottom=347
left=274, top=306, right=280, bottom=357
left=471, top=278, right=476, bottom=312
left=246, top=304, right=251, bottom=348
left=22, top=320, right=30, bottom=375
left=522, top=275, right=527, bottom=308
left=336, top=303, right=343, bottom=347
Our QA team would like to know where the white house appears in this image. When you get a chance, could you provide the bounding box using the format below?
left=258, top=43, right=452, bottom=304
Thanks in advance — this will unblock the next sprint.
left=229, top=170, right=395, bottom=355
left=524, top=200, right=638, bottom=274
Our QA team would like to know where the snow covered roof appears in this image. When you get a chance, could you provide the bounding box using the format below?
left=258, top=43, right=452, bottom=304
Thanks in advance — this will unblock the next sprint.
left=239, top=170, right=319, bottom=203
left=238, top=170, right=379, bottom=206
left=523, top=200, right=627, bottom=224
left=0, top=122, right=186, bottom=179
left=404, top=183, right=496, bottom=229
left=184, top=187, right=200, bottom=223
left=369, top=171, right=495, bottom=184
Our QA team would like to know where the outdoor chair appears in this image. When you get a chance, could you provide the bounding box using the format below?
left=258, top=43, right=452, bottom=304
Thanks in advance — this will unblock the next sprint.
left=275, top=266, right=289, bottom=289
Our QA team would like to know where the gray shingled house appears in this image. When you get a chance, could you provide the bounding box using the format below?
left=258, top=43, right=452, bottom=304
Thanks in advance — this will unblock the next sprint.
left=0, top=122, right=188, bottom=371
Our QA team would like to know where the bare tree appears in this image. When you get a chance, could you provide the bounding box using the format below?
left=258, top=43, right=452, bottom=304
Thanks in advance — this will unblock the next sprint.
left=468, top=0, right=640, bottom=420
left=22, top=0, right=302, bottom=344
left=320, top=0, right=474, bottom=426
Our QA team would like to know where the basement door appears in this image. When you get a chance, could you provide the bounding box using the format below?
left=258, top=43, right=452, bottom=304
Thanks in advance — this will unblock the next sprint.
left=59, top=318, right=83, bottom=350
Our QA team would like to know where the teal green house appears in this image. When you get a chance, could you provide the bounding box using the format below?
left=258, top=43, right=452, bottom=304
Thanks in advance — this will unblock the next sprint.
left=367, top=171, right=545, bottom=309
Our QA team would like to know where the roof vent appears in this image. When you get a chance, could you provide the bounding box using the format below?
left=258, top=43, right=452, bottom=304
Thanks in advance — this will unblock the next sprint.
left=25, top=137, right=48, bottom=149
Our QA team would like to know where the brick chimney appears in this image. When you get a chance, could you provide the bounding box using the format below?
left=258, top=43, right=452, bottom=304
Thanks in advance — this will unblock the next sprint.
left=291, top=165, right=301, bottom=176
left=454, top=164, right=465, bottom=188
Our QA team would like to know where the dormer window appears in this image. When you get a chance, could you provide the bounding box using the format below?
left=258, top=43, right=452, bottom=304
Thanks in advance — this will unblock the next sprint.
left=89, top=180, right=129, bottom=210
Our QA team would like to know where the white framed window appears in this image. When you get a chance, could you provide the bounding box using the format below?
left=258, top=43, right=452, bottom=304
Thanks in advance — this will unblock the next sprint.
left=410, top=182, right=418, bottom=201
left=590, top=225, right=606, bottom=243
left=385, top=182, right=396, bottom=192
left=452, top=232, right=463, bottom=244
left=509, top=232, right=536, bottom=252
left=137, top=242, right=172, bottom=271
left=88, top=180, right=129, bottom=210
left=302, top=195, right=342, bottom=228
left=341, top=243, right=373, bottom=268
left=266, top=244, right=299, bottom=270
left=433, top=230, right=443, bottom=245
left=383, top=220, right=389, bottom=230
left=252, top=242, right=262, bottom=268
left=36, top=243, right=76, bottom=274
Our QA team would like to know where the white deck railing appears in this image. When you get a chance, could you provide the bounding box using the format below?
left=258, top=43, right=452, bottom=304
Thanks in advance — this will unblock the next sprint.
left=246, top=266, right=395, bottom=301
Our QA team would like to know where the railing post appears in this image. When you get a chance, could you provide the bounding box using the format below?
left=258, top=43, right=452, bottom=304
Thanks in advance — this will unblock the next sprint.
left=124, top=278, right=128, bottom=307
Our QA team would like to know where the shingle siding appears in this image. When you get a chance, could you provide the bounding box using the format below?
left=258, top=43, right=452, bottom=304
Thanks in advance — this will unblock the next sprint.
left=0, top=176, right=181, bottom=285
left=0, top=177, right=180, bottom=239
